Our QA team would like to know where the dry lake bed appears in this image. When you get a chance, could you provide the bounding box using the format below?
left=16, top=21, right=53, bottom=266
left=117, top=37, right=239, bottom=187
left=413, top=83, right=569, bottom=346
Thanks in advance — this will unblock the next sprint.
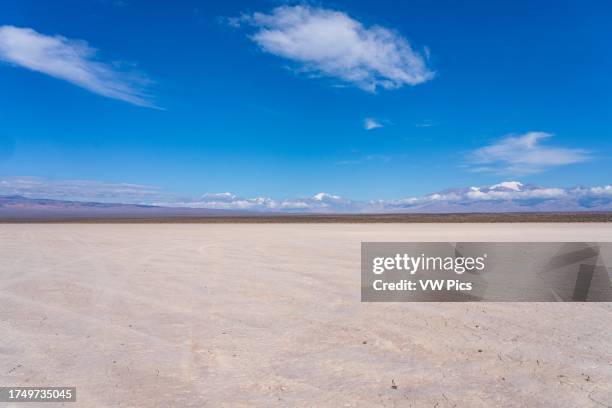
left=1, top=223, right=611, bottom=407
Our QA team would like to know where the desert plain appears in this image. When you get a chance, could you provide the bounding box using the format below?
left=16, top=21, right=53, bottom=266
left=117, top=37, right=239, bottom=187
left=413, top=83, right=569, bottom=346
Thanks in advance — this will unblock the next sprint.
left=0, top=223, right=611, bottom=407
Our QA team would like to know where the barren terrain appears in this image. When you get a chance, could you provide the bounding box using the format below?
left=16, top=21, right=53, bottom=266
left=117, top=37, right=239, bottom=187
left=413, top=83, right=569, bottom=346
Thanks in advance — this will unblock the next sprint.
left=1, top=223, right=611, bottom=407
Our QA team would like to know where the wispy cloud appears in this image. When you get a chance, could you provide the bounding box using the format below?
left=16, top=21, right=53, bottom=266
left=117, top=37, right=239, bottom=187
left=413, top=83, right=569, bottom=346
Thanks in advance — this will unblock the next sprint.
left=235, top=5, right=434, bottom=92
left=363, top=117, right=383, bottom=130
left=0, top=25, right=156, bottom=107
left=469, top=132, right=590, bottom=174
left=0, top=176, right=169, bottom=203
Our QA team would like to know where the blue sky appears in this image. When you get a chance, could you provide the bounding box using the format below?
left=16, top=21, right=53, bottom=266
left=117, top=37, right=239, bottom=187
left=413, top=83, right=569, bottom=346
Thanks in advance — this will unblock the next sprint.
left=0, top=0, right=610, bottom=205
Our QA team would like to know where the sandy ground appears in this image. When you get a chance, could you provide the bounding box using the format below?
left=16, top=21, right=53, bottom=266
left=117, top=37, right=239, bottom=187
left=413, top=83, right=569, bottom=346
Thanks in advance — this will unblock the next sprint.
left=0, top=223, right=611, bottom=407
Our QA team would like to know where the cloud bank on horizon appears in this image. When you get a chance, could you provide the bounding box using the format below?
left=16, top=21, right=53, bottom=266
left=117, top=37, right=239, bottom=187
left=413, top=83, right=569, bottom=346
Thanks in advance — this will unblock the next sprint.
left=156, top=181, right=612, bottom=213
left=2, top=177, right=611, bottom=213
left=235, top=5, right=434, bottom=92
left=0, top=25, right=155, bottom=107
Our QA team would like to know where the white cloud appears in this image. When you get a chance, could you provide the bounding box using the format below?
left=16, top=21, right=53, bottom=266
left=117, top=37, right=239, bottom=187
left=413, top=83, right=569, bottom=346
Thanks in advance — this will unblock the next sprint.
left=312, top=192, right=341, bottom=201
left=465, top=186, right=566, bottom=201
left=239, top=5, right=434, bottom=92
left=0, top=25, right=155, bottom=107
left=584, top=186, right=612, bottom=196
left=171, top=193, right=278, bottom=210
left=161, top=192, right=356, bottom=213
left=470, top=132, right=590, bottom=174
left=363, top=117, right=383, bottom=130
left=489, top=181, right=523, bottom=191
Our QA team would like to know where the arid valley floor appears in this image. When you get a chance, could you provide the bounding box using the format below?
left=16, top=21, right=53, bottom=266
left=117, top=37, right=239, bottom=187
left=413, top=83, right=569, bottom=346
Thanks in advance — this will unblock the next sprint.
left=1, top=223, right=611, bottom=407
